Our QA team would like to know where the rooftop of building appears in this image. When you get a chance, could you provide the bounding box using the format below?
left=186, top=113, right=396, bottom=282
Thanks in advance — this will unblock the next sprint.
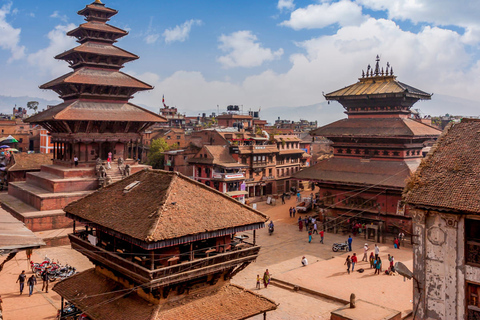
left=8, top=153, right=53, bottom=172
left=189, top=145, right=247, bottom=168
left=311, top=117, right=441, bottom=138
left=293, top=157, right=421, bottom=189
left=25, top=101, right=166, bottom=123
left=64, top=169, right=268, bottom=244
left=404, top=119, right=480, bottom=214
left=53, top=268, right=277, bottom=320
left=325, top=56, right=431, bottom=101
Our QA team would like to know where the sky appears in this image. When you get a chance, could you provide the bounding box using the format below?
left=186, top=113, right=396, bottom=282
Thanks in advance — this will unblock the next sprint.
left=0, top=0, right=480, bottom=124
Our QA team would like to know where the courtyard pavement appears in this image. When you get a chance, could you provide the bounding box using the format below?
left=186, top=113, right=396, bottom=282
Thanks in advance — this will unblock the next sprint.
left=0, top=190, right=413, bottom=319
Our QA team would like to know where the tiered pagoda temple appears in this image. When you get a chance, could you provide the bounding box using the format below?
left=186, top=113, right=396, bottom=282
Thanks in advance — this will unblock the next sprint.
left=54, top=169, right=277, bottom=319
left=0, top=0, right=165, bottom=241
left=294, top=57, right=441, bottom=234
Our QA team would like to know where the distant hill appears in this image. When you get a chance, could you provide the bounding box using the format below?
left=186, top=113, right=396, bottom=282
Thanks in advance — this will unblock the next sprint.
left=0, top=95, right=60, bottom=115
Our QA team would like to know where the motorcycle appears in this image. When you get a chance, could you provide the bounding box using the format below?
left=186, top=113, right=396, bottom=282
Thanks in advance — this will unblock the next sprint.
left=268, top=225, right=274, bottom=236
left=332, top=241, right=349, bottom=252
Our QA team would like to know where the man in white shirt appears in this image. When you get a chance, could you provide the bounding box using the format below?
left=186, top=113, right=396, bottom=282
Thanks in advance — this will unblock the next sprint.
left=362, top=243, right=368, bottom=261
left=374, top=244, right=380, bottom=260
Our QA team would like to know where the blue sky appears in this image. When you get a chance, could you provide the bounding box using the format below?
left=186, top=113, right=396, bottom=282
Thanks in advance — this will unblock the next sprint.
left=1, top=0, right=480, bottom=124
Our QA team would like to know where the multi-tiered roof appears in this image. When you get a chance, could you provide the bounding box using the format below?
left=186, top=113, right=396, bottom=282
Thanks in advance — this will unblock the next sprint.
left=294, top=56, right=441, bottom=189
left=26, top=0, right=164, bottom=134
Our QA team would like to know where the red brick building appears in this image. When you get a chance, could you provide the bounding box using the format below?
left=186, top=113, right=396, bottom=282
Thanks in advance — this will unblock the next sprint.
left=294, top=57, right=441, bottom=234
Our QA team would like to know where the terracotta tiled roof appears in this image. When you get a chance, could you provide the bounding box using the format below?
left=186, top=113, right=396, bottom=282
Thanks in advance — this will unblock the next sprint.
left=189, top=145, right=247, bottom=168
left=273, top=135, right=301, bottom=142
left=25, top=101, right=166, bottom=123
left=159, top=283, right=277, bottom=320
left=55, top=42, right=138, bottom=60
left=278, top=149, right=305, bottom=155
left=39, top=68, right=152, bottom=90
left=64, top=169, right=268, bottom=242
left=68, top=22, right=127, bottom=36
left=293, top=157, right=420, bottom=189
left=53, top=269, right=276, bottom=320
left=78, top=4, right=118, bottom=15
left=404, top=119, right=480, bottom=213
left=311, top=118, right=441, bottom=138
left=8, top=153, right=53, bottom=172
left=325, top=75, right=431, bottom=100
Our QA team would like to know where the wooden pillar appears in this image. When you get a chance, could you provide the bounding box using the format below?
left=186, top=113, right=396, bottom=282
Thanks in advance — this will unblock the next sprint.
left=253, top=230, right=256, bottom=245
left=150, top=251, right=155, bottom=270
left=135, top=140, right=139, bottom=161
left=190, top=243, right=193, bottom=261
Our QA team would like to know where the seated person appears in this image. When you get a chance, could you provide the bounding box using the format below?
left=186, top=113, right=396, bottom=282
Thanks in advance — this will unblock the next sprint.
left=301, top=256, right=308, bottom=266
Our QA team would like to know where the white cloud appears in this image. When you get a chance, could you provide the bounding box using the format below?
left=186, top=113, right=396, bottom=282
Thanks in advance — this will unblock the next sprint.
left=0, top=2, right=25, bottom=61
left=130, top=16, right=480, bottom=125
left=217, top=31, right=284, bottom=68
left=50, top=11, right=68, bottom=23
left=163, top=19, right=202, bottom=44
left=145, top=34, right=159, bottom=44
left=277, top=0, right=295, bottom=11
left=281, top=0, right=366, bottom=30
left=27, top=23, right=77, bottom=77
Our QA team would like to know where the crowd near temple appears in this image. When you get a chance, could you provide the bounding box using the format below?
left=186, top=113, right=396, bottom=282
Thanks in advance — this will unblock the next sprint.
left=0, top=1, right=478, bottom=320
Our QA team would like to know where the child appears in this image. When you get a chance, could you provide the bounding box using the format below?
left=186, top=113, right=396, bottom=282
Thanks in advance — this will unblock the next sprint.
left=256, top=275, right=260, bottom=289
left=369, top=252, right=375, bottom=269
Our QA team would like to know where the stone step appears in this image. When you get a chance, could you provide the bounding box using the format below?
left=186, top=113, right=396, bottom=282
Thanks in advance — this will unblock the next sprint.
left=34, top=227, right=71, bottom=247
left=41, top=165, right=96, bottom=179
left=0, top=193, right=73, bottom=232
left=8, top=181, right=93, bottom=211
left=27, top=171, right=99, bottom=193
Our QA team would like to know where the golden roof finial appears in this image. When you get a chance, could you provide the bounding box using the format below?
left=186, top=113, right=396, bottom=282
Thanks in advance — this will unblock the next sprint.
left=95, top=0, right=103, bottom=4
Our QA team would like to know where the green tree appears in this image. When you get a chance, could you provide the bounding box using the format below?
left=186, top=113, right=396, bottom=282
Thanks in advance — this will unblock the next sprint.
left=147, top=138, right=179, bottom=169
left=27, top=101, right=39, bottom=113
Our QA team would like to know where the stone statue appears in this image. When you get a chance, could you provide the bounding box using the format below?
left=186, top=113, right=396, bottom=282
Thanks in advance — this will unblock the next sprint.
left=98, top=165, right=107, bottom=178
left=117, top=157, right=124, bottom=166
left=125, top=164, right=131, bottom=176
left=96, top=157, right=102, bottom=166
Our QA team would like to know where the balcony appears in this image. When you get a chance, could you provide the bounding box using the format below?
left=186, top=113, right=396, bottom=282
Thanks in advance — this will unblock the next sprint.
left=252, top=161, right=269, bottom=168
left=69, top=233, right=260, bottom=288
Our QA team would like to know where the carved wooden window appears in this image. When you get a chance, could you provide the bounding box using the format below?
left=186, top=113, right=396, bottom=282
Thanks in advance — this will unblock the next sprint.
left=467, top=282, right=480, bottom=318
left=466, top=218, right=480, bottom=267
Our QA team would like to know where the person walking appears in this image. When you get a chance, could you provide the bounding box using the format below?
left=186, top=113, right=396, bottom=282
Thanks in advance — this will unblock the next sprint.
left=395, top=237, right=400, bottom=249
left=362, top=243, right=369, bottom=262
left=297, top=191, right=301, bottom=202
left=73, top=155, right=79, bottom=167
left=27, top=274, right=37, bottom=296
left=374, top=257, right=382, bottom=275
left=320, top=229, right=324, bottom=244
left=344, top=255, right=352, bottom=274
left=374, top=244, right=380, bottom=260
left=289, top=207, right=292, bottom=218
left=263, top=269, right=270, bottom=288
left=351, top=253, right=358, bottom=272
left=41, top=268, right=49, bottom=293
left=16, top=270, right=26, bottom=295
left=256, top=275, right=261, bottom=289
left=292, top=207, right=296, bottom=217
left=369, top=252, right=375, bottom=268
left=347, top=235, right=353, bottom=252
left=298, top=218, right=303, bottom=231
left=281, top=194, right=285, bottom=204
left=308, top=229, right=312, bottom=243
left=313, top=222, right=318, bottom=234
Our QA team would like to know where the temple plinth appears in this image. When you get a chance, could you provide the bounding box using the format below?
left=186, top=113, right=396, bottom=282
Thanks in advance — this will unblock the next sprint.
left=0, top=1, right=166, bottom=240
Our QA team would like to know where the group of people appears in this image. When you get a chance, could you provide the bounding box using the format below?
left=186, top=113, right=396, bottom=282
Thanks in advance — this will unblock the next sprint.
left=297, top=216, right=325, bottom=244
left=256, top=269, right=271, bottom=289
left=394, top=233, right=404, bottom=249
left=344, top=243, right=398, bottom=276
left=16, top=269, right=50, bottom=297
